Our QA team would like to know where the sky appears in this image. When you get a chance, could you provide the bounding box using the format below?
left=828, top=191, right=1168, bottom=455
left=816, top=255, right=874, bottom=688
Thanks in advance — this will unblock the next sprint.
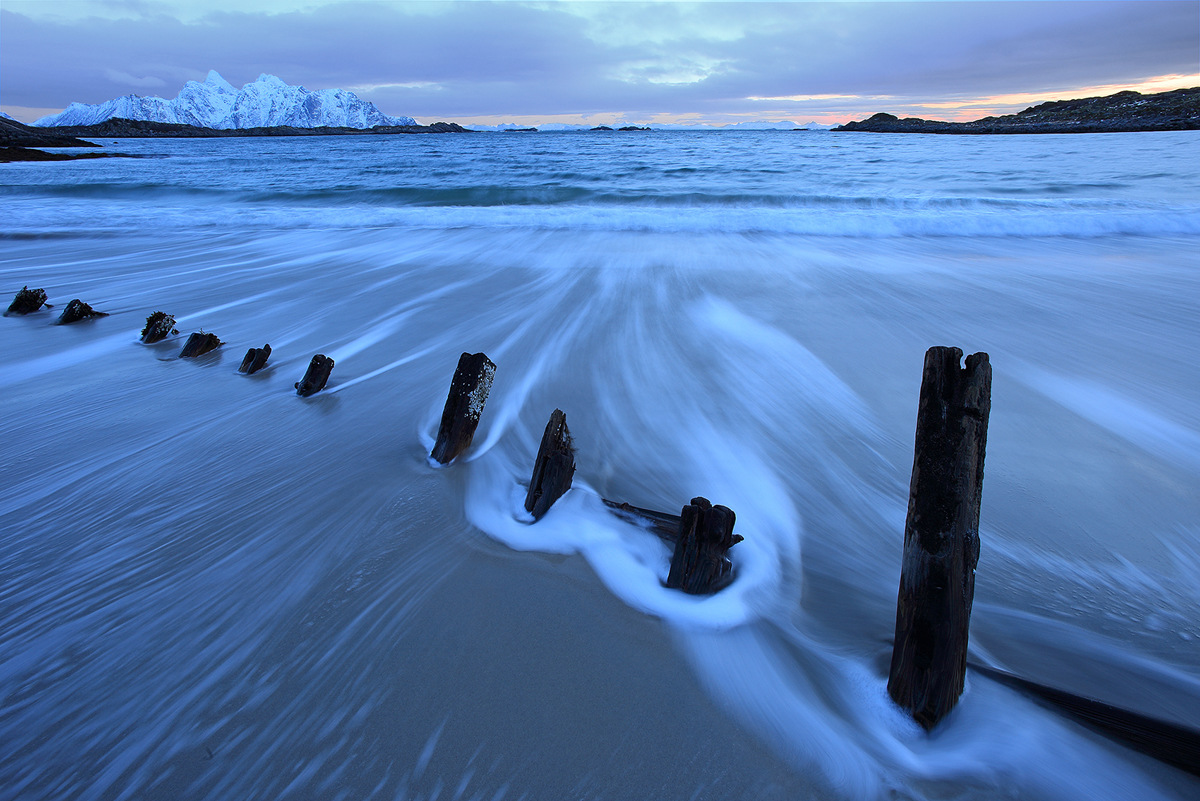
left=2, top=1, right=1197, bottom=126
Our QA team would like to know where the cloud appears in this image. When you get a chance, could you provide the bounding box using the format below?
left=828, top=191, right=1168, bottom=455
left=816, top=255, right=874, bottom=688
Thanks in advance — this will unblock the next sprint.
left=1, top=1, right=1196, bottom=124
left=103, top=68, right=169, bottom=89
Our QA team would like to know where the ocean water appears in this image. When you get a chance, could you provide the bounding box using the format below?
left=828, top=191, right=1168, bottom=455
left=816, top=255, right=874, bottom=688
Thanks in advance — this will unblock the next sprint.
left=1, top=130, right=1199, bottom=800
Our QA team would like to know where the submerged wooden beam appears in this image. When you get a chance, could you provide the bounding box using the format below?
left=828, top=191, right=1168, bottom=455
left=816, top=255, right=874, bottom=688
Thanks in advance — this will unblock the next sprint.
left=969, top=662, right=1200, bottom=778
left=179, top=332, right=223, bottom=358
left=889, top=346, right=991, bottom=730
left=238, top=344, right=272, bottom=374
left=524, top=409, right=576, bottom=519
left=140, top=311, right=178, bottom=344
left=602, top=499, right=682, bottom=541
left=295, top=354, right=334, bottom=396
left=55, top=299, right=108, bottom=325
left=430, top=352, right=495, bottom=465
left=666, top=497, right=743, bottom=595
left=6, top=286, right=48, bottom=316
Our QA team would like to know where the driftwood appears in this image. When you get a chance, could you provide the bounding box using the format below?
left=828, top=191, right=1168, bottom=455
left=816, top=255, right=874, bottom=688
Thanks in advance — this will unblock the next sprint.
left=969, top=662, right=1200, bottom=778
left=178, top=332, right=223, bottom=358
left=602, top=500, right=682, bottom=540
left=55, top=299, right=108, bottom=325
left=524, top=409, right=576, bottom=519
left=239, top=344, right=272, bottom=374
left=430, top=352, right=496, bottom=464
left=889, top=347, right=991, bottom=730
left=295, top=354, right=334, bottom=396
left=6, top=286, right=47, bottom=316
left=666, top=497, right=743, bottom=594
left=140, top=311, right=178, bottom=343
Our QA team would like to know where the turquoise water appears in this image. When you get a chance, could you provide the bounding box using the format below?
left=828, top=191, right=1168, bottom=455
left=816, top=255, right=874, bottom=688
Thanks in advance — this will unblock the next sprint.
left=1, top=131, right=1199, bottom=800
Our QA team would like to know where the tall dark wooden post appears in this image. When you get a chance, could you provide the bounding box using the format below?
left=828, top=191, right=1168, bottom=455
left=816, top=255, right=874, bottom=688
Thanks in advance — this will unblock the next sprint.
left=525, top=409, right=575, bottom=519
left=430, top=352, right=495, bottom=465
left=889, top=346, right=991, bottom=730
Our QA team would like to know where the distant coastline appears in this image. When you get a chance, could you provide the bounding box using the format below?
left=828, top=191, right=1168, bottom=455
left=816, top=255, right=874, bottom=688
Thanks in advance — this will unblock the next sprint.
left=43, top=118, right=473, bottom=139
left=0, top=114, right=473, bottom=161
left=834, top=87, right=1200, bottom=134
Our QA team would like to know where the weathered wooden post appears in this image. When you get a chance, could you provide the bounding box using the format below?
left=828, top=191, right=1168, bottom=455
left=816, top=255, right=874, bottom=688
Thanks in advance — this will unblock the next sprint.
left=888, top=346, right=991, bottom=730
left=179, top=332, right=223, bottom=358
left=140, top=311, right=177, bottom=343
left=295, top=354, right=334, bottom=396
left=239, top=344, right=271, bottom=374
left=430, top=352, right=495, bottom=464
left=55, top=299, right=107, bottom=325
left=6, top=286, right=48, bottom=315
left=525, top=409, right=575, bottom=519
left=666, top=497, right=743, bottom=594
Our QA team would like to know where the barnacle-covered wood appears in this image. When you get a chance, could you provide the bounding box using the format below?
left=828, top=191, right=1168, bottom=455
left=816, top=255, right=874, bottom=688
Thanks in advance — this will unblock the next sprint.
left=140, top=311, right=178, bottom=343
left=6, top=286, right=48, bottom=316
left=430, top=352, right=496, bottom=464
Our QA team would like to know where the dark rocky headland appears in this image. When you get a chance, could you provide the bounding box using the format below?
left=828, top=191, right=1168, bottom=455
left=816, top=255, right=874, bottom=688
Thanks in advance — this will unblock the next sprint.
left=834, top=87, right=1200, bottom=134
left=0, top=115, right=118, bottom=161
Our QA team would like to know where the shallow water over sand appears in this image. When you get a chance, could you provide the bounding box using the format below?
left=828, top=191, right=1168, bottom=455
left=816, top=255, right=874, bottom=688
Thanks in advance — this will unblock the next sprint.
left=2, top=132, right=1199, bottom=800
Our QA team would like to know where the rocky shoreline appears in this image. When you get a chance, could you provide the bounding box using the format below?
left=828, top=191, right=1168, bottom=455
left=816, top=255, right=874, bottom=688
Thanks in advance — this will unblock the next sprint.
left=47, top=118, right=472, bottom=138
left=0, top=115, right=473, bottom=162
left=834, top=87, right=1200, bottom=134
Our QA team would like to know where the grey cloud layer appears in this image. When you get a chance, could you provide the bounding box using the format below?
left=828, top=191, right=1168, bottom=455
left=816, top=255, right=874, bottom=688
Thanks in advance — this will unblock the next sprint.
left=2, top=2, right=1196, bottom=120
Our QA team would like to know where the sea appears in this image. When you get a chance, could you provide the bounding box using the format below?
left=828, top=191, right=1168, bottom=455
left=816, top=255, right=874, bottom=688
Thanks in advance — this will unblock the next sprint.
left=2, top=130, right=1199, bottom=801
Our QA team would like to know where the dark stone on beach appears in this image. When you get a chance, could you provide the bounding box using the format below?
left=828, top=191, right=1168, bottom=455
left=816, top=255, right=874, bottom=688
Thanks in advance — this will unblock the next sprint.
left=888, top=347, right=990, bottom=730
left=833, top=87, right=1200, bottom=134
left=295, top=354, right=334, bottom=396
left=525, top=409, right=576, bottom=520
left=6, top=286, right=48, bottom=315
left=430, top=352, right=496, bottom=464
left=666, top=497, right=743, bottom=595
left=179, top=332, right=223, bottom=358
left=140, top=311, right=178, bottom=343
left=239, top=344, right=272, bottom=374
left=55, top=299, right=108, bottom=324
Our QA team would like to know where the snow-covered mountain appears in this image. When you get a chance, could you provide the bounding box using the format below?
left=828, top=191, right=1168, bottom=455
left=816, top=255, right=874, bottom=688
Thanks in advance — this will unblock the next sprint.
left=34, top=71, right=417, bottom=129
left=0, top=111, right=14, bottom=121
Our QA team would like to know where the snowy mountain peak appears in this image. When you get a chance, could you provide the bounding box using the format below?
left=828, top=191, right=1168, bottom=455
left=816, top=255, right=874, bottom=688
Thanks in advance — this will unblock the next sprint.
left=34, top=71, right=416, bottom=129
left=204, top=70, right=237, bottom=93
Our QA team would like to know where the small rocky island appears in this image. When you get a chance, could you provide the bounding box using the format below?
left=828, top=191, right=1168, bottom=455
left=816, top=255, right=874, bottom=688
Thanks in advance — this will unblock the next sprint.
left=834, top=87, right=1200, bottom=134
